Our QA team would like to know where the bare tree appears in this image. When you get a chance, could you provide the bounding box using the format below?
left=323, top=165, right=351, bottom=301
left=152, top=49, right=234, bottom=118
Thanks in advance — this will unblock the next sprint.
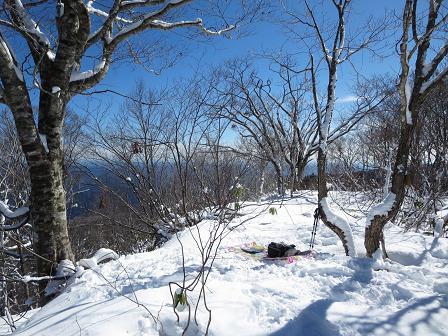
left=81, top=79, right=256, bottom=254
left=364, top=0, right=448, bottom=257
left=214, top=61, right=316, bottom=196
left=322, top=79, right=397, bottom=218
left=0, top=0, right=259, bottom=288
left=0, top=107, right=92, bottom=313
left=0, top=110, right=34, bottom=324
left=294, top=0, right=387, bottom=256
left=352, top=76, right=447, bottom=233
left=408, top=83, right=448, bottom=231
left=82, top=80, right=260, bottom=334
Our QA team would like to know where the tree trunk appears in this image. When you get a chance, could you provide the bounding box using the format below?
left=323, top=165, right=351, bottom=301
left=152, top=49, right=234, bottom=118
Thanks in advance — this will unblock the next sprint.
left=317, top=147, right=352, bottom=256
left=289, top=162, right=296, bottom=198
left=5, top=82, right=74, bottom=291
left=29, top=99, right=74, bottom=304
left=273, top=162, right=284, bottom=196
left=364, top=0, right=448, bottom=257
left=364, top=124, right=412, bottom=257
left=29, top=158, right=73, bottom=277
left=259, top=163, right=266, bottom=200
left=291, top=156, right=308, bottom=196
left=295, top=158, right=308, bottom=190
left=317, top=148, right=328, bottom=201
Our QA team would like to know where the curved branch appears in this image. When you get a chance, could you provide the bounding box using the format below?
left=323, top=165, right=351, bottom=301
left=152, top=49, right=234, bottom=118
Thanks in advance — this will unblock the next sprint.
left=71, top=18, right=233, bottom=93
left=4, top=0, right=50, bottom=49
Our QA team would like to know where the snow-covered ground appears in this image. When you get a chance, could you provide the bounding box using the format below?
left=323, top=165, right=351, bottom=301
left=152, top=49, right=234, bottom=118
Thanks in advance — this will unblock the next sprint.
left=5, top=191, right=448, bottom=335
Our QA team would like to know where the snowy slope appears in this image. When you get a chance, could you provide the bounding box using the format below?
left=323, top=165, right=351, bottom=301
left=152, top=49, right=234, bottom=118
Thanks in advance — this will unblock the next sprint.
left=7, top=191, right=448, bottom=336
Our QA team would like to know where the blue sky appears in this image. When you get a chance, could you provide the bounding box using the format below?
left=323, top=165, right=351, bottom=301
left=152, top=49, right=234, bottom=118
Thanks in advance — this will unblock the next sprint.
left=70, top=0, right=404, bottom=116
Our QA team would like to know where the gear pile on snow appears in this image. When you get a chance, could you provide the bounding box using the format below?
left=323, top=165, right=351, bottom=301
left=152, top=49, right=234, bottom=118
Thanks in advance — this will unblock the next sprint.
left=267, top=242, right=299, bottom=258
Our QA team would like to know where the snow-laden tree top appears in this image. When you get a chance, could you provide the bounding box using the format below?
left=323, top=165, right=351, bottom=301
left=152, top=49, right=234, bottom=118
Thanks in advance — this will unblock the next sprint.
left=0, top=0, right=263, bottom=101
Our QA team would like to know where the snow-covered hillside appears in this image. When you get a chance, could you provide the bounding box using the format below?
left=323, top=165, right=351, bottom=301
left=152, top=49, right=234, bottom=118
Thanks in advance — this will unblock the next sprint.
left=6, top=192, right=448, bottom=336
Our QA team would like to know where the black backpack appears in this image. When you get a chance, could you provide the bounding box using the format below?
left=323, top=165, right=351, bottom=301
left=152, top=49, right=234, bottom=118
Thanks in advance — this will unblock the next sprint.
left=267, top=242, right=297, bottom=258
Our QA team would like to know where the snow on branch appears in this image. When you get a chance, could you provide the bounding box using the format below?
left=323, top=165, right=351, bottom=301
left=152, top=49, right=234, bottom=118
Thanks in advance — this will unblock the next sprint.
left=420, top=63, right=448, bottom=95
left=120, top=0, right=160, bottom=5
left=79, top=0, right=234, bottom=93
left=86, top=1, right=132, bottom=24
left=0, top=36, right=24, bottom=82
left=199, top=21, right=235, bottom=35
left=8, top=0, right=50, bottom=47
left=70, top=58, right=106, bottom=83
left=120, top=0, right=189, bottom=11
left=405, top=77, right=413, bottom=124
left=0, top=200, right=29, bottom=219
left=320, top=197, right=356, bottom=257
left=87, top=0, right=193, bottom=44
left=1, top=216, right=29, bottom=231
left=365, top=192, right=396, bottom=229
left=112, top=17, right=234, bottom=42
left=21, top=275, right=61, bottom=283
left=408, top=12, right=448, bottom=60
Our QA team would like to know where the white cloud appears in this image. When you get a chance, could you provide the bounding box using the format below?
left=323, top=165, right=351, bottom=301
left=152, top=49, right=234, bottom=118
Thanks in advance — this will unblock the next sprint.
left=337, top=95, right=358, bottom=103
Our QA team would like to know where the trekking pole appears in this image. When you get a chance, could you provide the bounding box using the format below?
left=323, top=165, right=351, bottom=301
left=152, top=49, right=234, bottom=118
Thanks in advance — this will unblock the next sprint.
left=309, top=208, right=319, bottom=250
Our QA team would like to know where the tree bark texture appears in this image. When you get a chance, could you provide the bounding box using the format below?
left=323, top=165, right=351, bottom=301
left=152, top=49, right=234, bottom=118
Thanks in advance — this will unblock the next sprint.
left=364, top=0, right=448, bottom=257
left=317, top=147, right=351, bottom=256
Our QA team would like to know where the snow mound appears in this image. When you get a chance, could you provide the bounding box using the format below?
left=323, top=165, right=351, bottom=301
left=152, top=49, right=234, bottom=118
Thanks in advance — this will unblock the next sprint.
left=8, top=192, right=448, bottom=336
left=78, top=248, right=119, bottom=269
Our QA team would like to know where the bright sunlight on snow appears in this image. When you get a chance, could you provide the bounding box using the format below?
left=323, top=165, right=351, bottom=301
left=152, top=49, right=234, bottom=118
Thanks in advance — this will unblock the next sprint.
left=6, top=192, right=448, bottom=336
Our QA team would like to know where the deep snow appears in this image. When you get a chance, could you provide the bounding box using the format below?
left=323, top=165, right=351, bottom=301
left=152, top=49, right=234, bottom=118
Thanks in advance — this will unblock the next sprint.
left=4, top=191, right=448, bottom=336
